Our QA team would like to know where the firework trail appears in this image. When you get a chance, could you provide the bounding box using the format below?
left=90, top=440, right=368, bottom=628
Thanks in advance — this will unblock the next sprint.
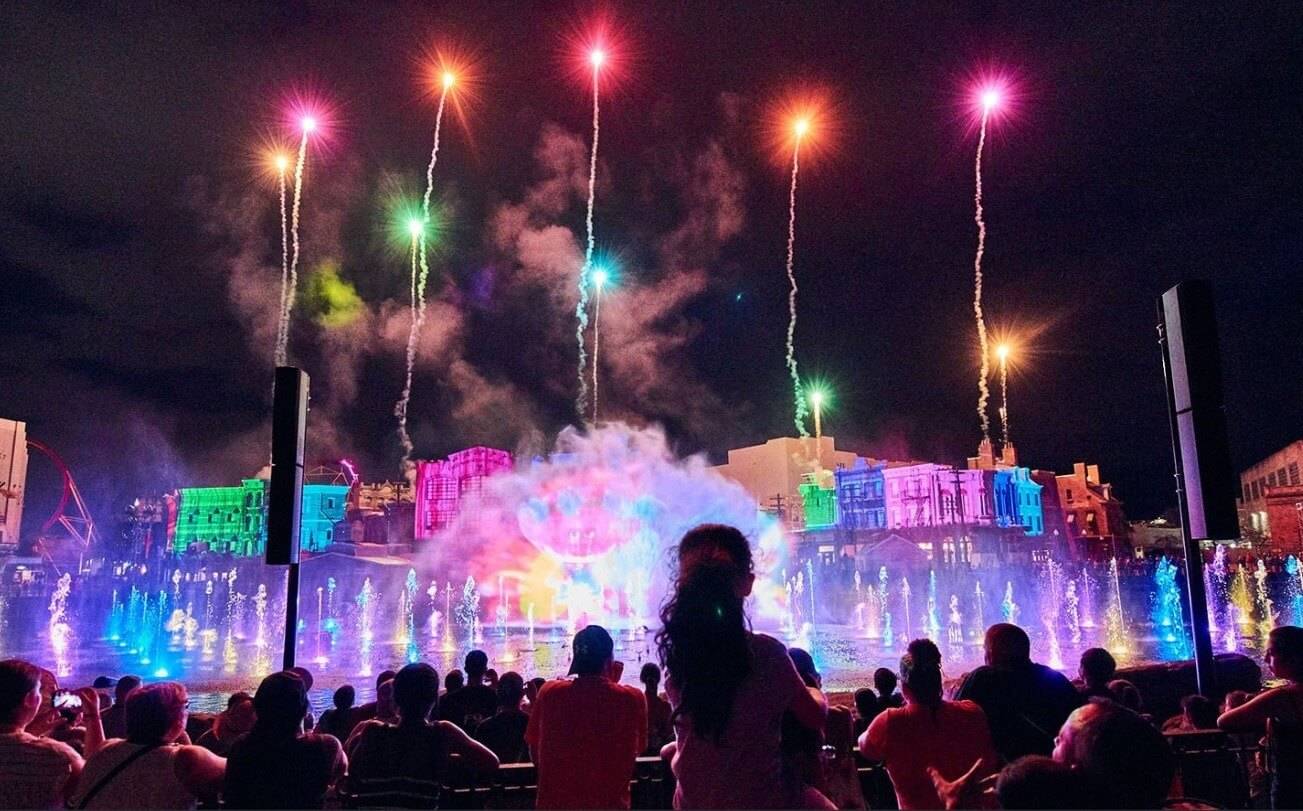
left=396, top=78, right=452, bottom=474
left=998, top=348, right=1010, bottom=449
left=575, top=54, right=602, bottom=419
left=785, top=135, right=810, bottom=438
left=973, top=109, right=992, bottom=443
left=275, top=126, right=311, bottom=367
left=274, top=161, right=289, bottom=364
left=591, top=279, right=603, bottom=423
left=395, top=234, right=421, bottom=466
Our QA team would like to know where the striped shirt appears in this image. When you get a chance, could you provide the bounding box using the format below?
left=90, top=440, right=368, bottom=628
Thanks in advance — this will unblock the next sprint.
left=0, top=731, right=83, bottom=809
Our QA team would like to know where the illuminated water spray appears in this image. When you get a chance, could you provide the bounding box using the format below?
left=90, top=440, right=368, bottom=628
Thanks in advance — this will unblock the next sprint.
left=925, top=570, right=941, bottom=640
left=901, top=576, right=913, bottom=640
left=1001, top=581, right=1019, bottom=624
left=1042, top=560, right=1065, bottom=669
left=576, top=49, right=604, bottom=418
left=1105, top=557, right=1129, bottom=653
left=784, top=118, right=811, bottom=437
left=275, top=117, right=315, bottom=367
left=1254, top=559, right=1275, bottom=639
left=47, top=573, right=73, bottom=678
left=972, top=91, right=998, bottom=443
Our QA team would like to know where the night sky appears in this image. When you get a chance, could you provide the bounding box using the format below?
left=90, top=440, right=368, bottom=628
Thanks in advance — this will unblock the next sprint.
left=4, top=2, right=1302, bottom=531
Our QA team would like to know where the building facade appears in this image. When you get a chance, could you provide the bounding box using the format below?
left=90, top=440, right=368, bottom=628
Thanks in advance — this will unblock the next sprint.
left=170, top=480, right=348, bottom=556
left=712, top=436, right=858, bottom=528
left=1056, top=463, right=1131, bottom=559
left=172, top=480, right=266, bottom=556
left=834, top=459, right=887, bottom=531
left=415, top=446, right=514, bottom=539
left=1239, top=440, right=1303, bottom=543
left=0, top=418, right=28, bottom=553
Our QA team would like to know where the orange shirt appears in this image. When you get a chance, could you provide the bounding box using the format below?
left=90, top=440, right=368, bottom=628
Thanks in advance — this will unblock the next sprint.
left=525, top=676, right=647, bottom=809
left=862, top=700, right=998, bottom=810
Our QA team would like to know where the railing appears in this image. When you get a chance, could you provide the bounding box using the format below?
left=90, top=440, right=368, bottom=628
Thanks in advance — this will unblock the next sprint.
left=427, top=757, right=674, bottom=810
left=315, top=732, right=1261, bottom=810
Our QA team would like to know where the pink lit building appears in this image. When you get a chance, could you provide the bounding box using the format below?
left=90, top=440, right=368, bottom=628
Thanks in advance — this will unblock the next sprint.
left=415, top=446, right=513, bottom=539
left=882, top=463, right=996, bottom=531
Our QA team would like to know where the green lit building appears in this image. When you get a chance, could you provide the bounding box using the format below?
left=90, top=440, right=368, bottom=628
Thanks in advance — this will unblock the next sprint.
left=170, top=481, right=348, bottom=556
left=798, top=473, right=838, bottom=529
left=172, top=480, right=266, bottom=556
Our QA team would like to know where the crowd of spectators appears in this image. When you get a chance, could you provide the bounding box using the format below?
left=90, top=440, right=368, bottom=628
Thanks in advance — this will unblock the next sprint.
left=2, top=523, right=1301, bottom=809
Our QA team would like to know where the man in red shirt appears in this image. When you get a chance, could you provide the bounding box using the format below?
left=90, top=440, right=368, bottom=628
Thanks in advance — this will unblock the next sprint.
left=525, top=625, right=647, bottom=809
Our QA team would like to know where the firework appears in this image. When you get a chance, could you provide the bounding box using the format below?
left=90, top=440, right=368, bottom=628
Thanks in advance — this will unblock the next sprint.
left=418, top=72, right=454, bottom=296
left=273, top=154, right=290, bottom=365
left=576, top=49, right=604, bottom=419
left=972, top=90, right=998, bottom=442
left=590, top=267, right=609, bottom=423
left=809, top=386, right=827, bottom=456
left=996, top=343, right=1011, bottom=449
left=275, top=117, right=315, bottom=367
left=785, top=118, right=811, bottom=437
left=395, top=220, right=424, bottom=465
left=397, top=71, right=455, bottom=475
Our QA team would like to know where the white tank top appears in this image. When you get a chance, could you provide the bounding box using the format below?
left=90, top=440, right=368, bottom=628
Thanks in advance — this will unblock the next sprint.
left=74, top=741, right=198, bottom=810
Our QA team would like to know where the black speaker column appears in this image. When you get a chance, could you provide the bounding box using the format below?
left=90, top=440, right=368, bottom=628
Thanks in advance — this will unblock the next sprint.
left=268, top=366, right=309, bottom=670
left=1159, top=280, right=1238, bottom=695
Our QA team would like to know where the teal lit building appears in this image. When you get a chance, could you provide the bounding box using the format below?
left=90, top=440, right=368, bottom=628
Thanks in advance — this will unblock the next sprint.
left=299, top=484, right=349, bottom=552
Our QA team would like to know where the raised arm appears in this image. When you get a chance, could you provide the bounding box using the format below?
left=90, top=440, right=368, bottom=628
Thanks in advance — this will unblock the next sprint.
left=74, top=688, right=105, bottom=759
left=1218, top=688, right=1291, bottom=734
left=440, top=720, right=500, bottom=775
left=792, top=682, right=829, bottom=732
left=175, top=745, right=227, bottom=803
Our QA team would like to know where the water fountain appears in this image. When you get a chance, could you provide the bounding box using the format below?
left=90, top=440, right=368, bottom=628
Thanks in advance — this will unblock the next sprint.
left=925, top=571, right=941, bottom=641
left=1286, top=556, right=1303, bottom=626
left=947, top=595, right=963, bottom=646
left=901, top=577, right=913, bottom=640
left=1041, top=561, right=1065, bottom=670
left=1254, top=560, right=1275, bottom=640
left=47, top=573, right=73, bottom=678
left=1001, top=581, right=1019, bottom=625
left=1105, top=557, right=1128, bottom=654
left=972, top=581, right=987, bottom=641
left=1078, top=567, right=1097, bottom=629
left=1152, top=558, right=1189, bottom=658
left=1065, top=580, right=1081, bottom=645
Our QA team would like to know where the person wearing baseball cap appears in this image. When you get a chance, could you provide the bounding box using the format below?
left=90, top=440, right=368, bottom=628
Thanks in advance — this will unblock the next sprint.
left=525, top=625, right=647, bottom=809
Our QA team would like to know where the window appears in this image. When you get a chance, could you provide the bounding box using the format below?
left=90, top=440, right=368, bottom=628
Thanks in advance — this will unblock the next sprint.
left=1269, top=472, right=1277, bottom=488
left=327, top=498, right=336, bottom=510
left=1243, top=483, right=1251, bottom=502
left=1066, top=489, right=1074, bottom=502
left=1291, top=463, right=1301, bottom=485
left=1279, top=469, right=1289, bottom=488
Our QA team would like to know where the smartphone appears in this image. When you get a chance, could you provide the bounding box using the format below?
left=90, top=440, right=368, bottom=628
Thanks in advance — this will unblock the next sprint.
left=52, top=690, right=82, bottom=711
